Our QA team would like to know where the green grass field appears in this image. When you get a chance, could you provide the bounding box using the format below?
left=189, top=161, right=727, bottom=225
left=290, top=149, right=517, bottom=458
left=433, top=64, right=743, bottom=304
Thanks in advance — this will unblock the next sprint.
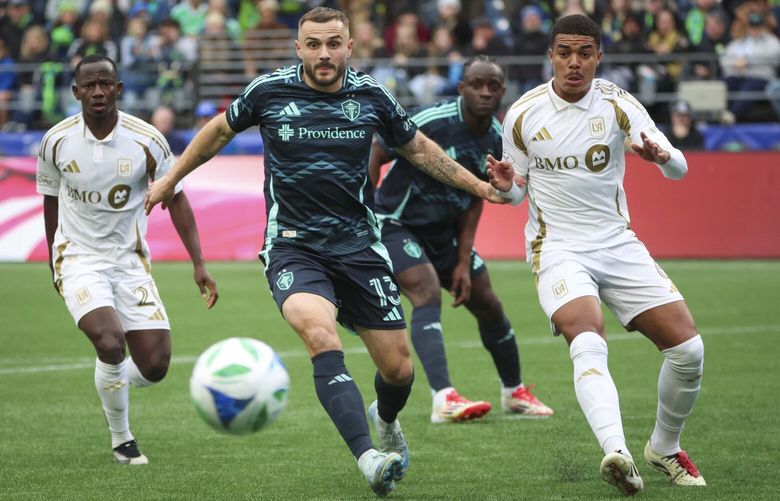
left=1, top=261, right=778, bottom=500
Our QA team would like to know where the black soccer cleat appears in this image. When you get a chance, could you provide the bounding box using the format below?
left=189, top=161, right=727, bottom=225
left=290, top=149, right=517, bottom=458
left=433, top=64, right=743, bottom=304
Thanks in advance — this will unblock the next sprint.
left=113, top=440, right=149, bottom=465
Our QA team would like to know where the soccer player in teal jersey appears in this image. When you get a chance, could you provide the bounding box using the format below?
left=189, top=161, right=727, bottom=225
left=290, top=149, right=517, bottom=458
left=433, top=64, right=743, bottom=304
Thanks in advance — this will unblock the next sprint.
left=370, top=56, right=553, bottom=424
left=145, top=7, right=506, bottom=496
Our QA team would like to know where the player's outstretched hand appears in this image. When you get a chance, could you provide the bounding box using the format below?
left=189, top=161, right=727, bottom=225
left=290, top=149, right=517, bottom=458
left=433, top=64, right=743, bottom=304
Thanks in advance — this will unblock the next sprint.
left=486, top=154, right=515, bottom=192
left=631, top=131, right=671, bottom=164
left=450, top=263, right=471, bottom=307
left=194, top=264, right=219, bottom=309
left=145, top=175, right=176, bottom=215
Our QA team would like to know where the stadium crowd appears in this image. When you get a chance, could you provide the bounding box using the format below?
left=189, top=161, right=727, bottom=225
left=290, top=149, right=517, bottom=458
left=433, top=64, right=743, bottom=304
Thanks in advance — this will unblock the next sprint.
left=1, top=0, right=779, bottom=134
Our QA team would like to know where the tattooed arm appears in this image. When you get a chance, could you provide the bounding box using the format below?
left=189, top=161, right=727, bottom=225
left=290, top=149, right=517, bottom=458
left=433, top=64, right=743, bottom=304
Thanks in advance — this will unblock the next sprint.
left=145, top=114, right=237, bottom=213
left=395, top=131, right=504, bottom=203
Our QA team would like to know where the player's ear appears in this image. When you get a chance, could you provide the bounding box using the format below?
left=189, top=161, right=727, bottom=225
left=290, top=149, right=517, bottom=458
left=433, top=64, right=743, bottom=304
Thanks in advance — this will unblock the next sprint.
left=346, top=38, right=353, bottom=57
left=294, top=39, right=302, bottom=59
left=116, top=80, right=124, bottom=96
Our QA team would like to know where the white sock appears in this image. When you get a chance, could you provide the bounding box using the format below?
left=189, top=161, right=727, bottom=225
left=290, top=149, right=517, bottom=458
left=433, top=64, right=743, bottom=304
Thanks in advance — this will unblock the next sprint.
left=126, top=357, right=155, bottom=388
left=651, top=335, right=704, bottom=456
left=501, top=384, right=524, bottom=398
left=432, top=386, right=454, bottom=409
left=570, top=332, right=629, bottom=457
left=95, top=358, right=133, bottom=448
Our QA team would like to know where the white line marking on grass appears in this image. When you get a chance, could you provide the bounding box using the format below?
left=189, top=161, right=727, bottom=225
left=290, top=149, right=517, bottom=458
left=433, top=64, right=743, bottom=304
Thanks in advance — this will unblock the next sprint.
left=0, top=324, right=777, bottom=376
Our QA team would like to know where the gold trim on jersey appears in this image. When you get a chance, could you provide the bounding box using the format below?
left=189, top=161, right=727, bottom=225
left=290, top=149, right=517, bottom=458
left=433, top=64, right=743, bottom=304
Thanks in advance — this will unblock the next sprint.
left=53, top=240, right=70, bottom=296
left=121, top=116, right=171, bottom=158
left=531, top=127, right=553, bottom=142
left=63, top=160, right=81, bottom=173
left=615, top=188, right=631, bottom=230
left=135, top=140, right=158, bottom=180
left=512, top=110, right=529, bottom=155
left=607, top=99, right=631, bottom=137
left=509, top=85, right=547, bottom=111
left=40, top=116, right=81, bottom=161
left=530, top=206, right=548, bottom=286
left=51, top=136, right=66, bottom=166
left=148, top=308, right=166, bottom=321
left=135, top=223, right=151, bottom=274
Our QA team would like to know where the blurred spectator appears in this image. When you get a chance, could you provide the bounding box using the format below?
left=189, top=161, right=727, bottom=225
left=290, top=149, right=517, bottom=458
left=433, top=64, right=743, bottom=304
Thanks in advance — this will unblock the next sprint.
left=200, top=10, right=242, bottom=97
left=646, top=8, right=690, bottom=93
left=87, top=0, right=127, bottom=43
left=423, top=0, right=472, bottom=50
left=151, top=104, right=188, bottom=154
left=241, top=0, right=293, bottom=77
left=721, top=11, right=780, bottom=120
left=685, top=0, right=727, bottom=46
left=383, top=9, right=429, bottom=55
left=0, top=37, right=16, bottom=126
left=667, top=100, right=705, bottom=148
left=730, top=0, right=777, bottom=40
left=688, top=9, right=730, bottom=79
left=513, top=5, right=549, bottom=92
left=45, top=0, right=88, bottom=26
left=466, top=18, right=509, bottom=57
left=170, top=0, right=208, bottom=36
left=49, top=2, right=79, bottom=60
left=128, top=0, right=173, bottom=28
left=149, top=17, right=197, bottom=110
left=602, top=11, right=650, bottom=91
left=642, top=0, right=666, bottom=31
left=67, top=15, right=120, bottom=66
left=194, top=100, right=217, bottom=129
left=206, top=0, right=241, bottom=39
left=119, top=15, right=157, bottom=114
left=601, top=0, right=635, bottom=46
left=1, top=0, right=40, bottom=59
left=351, top=19, right=384, bottom=73
left=15, top=25, right=68, bottom=127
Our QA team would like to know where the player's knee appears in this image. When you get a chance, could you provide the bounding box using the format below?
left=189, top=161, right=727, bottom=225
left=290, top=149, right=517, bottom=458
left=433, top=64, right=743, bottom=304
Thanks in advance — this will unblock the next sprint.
left=664, top=334, right=704, bottom=374
left=406, top=285, right=441, bottom=307
left=89, top=329, right=125, bottom=361
left=302, top=326, right=341, bottom=354
left=142, top=352, right=171, bottom=382
left=382, top=357, right=414, bottom=386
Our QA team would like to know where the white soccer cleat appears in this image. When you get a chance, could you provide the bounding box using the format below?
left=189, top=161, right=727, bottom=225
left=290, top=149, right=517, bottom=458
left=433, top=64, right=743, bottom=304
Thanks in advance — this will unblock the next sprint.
left=600, top=450, right=644, bottom=496
left=644, top=441, right=706, bottom=486
left=501, top=384, right=554, bottom=417
left=357, top=448, right=404, bottom=497
left=367, top=400, right=409, bottom=474
left=430, top=389, right=491, bottom=423
left=113, top=440, right=149, bottom=465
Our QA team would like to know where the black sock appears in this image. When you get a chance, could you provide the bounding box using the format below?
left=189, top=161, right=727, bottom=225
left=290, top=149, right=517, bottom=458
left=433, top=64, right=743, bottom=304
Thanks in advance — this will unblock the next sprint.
left=312, top=350, right=372, bottom=459
left=374, top=370, right=414, bottom=424
left=479, top=316, right=521, bottom=388
left=410, top=304, right=451, bottom=391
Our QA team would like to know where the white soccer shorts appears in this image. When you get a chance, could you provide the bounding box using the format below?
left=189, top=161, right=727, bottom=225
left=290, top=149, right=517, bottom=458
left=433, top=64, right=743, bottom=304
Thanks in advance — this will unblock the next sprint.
left=56, top=254, right=170, bottom=331
left=534, top=239, right=684, bottom=333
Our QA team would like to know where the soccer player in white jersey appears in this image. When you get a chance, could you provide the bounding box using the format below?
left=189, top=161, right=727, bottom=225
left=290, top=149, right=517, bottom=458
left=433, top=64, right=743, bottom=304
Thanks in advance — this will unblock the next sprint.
left=487, top=15, right=706, bottom=496
left=36, top=54, right=218, bottom=465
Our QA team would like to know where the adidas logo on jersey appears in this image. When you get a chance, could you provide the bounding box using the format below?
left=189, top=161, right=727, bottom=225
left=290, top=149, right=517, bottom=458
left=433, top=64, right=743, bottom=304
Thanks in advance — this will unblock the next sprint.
left=279, top=101, right=301, bottom=117
left=328, top=373, right=353, bottom=385
left=531, top=127, right=553, bottom=142
left=383, top=307, right=402, bottom=322
left=63, top=160, right=81, bottom=173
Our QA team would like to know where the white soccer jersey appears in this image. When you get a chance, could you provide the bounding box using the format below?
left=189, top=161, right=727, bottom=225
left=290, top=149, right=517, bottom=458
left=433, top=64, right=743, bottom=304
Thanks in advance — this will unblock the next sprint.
left=502, top=78, right=684, bottom=264
left=36, top=111, right=182, bottom=268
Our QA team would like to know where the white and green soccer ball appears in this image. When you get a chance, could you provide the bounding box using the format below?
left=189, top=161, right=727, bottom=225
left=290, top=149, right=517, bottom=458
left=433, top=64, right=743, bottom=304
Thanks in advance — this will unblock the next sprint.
left=190, top=337, right=290, bottom=435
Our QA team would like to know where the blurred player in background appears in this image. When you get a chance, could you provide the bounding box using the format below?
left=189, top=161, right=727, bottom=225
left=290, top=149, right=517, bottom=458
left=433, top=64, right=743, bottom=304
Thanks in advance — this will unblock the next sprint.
left=369, top=55, right=553, bottom=424
left=489, top=14, right=706, bottom=496
left=36, top=54, right=218, bottom=466
left=144, top=7, right=506, bottom=496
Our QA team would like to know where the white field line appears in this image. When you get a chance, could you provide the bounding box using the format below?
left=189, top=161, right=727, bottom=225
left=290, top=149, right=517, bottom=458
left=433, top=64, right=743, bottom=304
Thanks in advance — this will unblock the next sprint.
left=0, top=324, right=776, bottom=376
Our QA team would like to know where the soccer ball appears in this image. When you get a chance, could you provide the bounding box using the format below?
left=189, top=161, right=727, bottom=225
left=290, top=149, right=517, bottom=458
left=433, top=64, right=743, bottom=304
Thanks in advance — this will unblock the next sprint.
left=190, top=337, right=290, bottom=435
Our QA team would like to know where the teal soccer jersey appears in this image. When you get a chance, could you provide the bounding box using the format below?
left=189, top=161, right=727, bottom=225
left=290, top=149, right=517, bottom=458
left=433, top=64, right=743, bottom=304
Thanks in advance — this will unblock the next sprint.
left=227, top=65, right=417, bottom=257
left=374, top=97, right=502, bottom=228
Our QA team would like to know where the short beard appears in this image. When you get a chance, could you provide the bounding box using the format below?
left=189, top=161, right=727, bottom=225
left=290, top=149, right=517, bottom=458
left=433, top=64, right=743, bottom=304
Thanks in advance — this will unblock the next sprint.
left=303, top=62, right=344, bottom=89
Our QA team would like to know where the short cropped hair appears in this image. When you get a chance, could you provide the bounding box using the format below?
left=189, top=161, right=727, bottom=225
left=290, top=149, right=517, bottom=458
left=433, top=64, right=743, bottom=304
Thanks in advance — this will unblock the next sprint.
left=463, top=55, right=506, bottom=81
left=74, top=54, right=118, bottom=81
left=550, top=15, right=602, bottom=49
left=298, top=7, right=350, bottom=32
